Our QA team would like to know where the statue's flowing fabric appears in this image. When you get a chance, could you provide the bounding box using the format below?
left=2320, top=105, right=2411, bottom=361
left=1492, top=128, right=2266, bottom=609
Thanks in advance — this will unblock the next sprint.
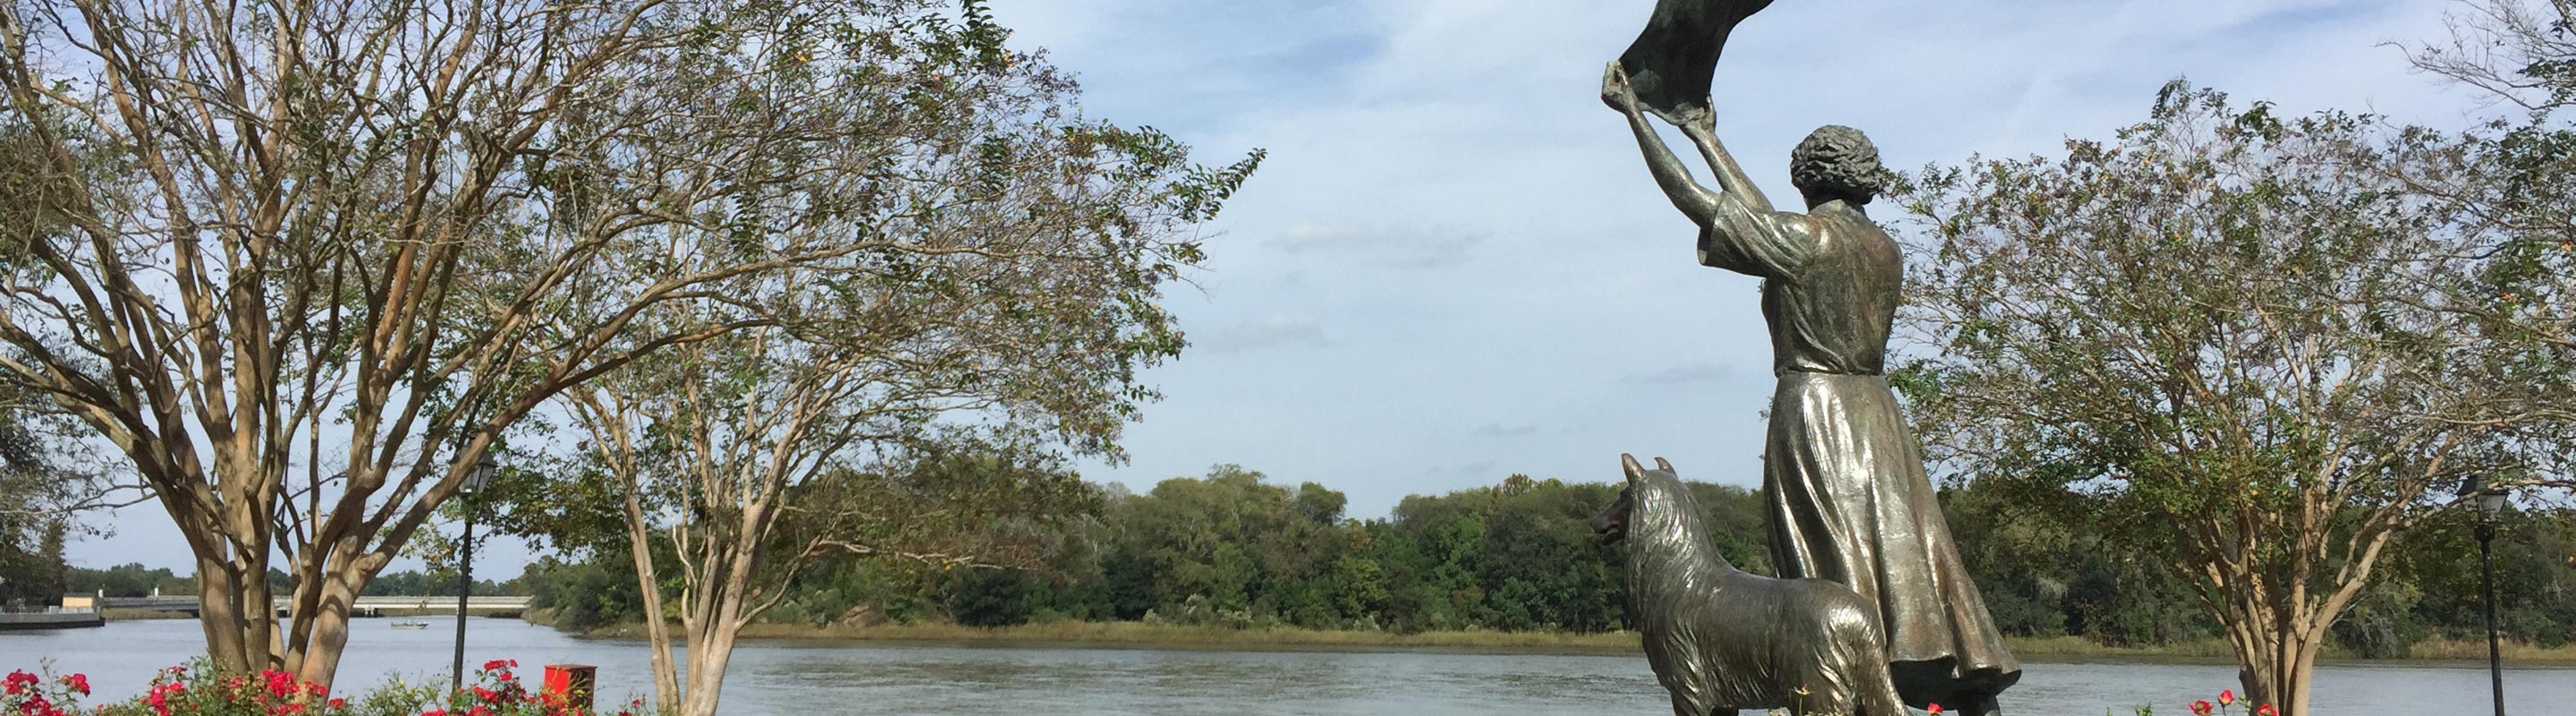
left=1616, top=0, right=1777, bottom=126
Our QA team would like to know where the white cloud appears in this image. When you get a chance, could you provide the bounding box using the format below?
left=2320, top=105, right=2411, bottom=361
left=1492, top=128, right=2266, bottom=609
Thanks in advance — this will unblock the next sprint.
left=1190, top=313, right=1331, bottom=354
left=936, top=0, right=2493, bottom=522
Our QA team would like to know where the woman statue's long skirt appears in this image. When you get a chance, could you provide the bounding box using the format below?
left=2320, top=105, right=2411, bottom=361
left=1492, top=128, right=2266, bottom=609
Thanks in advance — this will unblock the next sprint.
left=1764, top=371, right=2022, bottom=709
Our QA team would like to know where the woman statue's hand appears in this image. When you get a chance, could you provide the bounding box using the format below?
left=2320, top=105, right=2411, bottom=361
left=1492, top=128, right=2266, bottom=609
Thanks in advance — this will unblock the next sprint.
left=1601, top=61, right=1640, bottom=113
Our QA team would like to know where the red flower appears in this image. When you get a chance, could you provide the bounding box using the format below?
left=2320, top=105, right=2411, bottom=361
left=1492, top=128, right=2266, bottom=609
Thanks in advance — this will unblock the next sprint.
left=55, top=674, right=88, bottom=696
left=327, top=699, right=346, bottom=710
left=2255, top=705, right=2277, bottom=716
left=2218, top=689, right=2236, bottom=706
left=481, top=660, right=517, bottom=672
left=1928, top=704, right=1943, bottom=715
left=144, top=681, right=188, bottom=716
left=421, top=710, right=447, bottom=716
left=4, top=670, right=36, bottom=695
left=2190, top=700, right=2214, bottom=716
left=472, top=686, right=497, bottom=703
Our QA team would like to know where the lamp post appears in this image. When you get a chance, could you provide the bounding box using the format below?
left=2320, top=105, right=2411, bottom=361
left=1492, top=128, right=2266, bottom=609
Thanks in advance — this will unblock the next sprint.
left=452, top=450, right=497, bottom=695
left=2457, top=474, right=2508, bottom=716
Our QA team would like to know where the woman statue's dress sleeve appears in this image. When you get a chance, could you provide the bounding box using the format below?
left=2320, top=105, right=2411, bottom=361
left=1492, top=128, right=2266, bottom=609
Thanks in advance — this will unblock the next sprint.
left=1695, top=192, right=1818, bottom=279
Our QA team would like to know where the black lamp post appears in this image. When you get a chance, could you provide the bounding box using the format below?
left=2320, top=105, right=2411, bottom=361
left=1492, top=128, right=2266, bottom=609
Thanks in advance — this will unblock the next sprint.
left=2457, top=474, right=2508, bottom=716
left=451, top=450, right=497, bottom=695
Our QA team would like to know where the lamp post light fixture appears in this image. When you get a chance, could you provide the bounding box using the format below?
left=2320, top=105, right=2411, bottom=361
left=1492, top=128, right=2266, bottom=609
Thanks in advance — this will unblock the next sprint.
left=452, top=450, right=498, bottom=695
left=2456, top=474, right=2509, bottom=716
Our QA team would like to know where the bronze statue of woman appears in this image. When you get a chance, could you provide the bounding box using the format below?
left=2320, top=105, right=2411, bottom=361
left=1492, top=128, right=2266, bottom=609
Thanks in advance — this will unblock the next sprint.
left=1601, top=62, right=2021, bottom=716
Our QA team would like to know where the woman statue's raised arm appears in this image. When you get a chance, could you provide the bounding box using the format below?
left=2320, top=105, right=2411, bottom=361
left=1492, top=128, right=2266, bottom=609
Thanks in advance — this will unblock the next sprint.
left=1603, top=62, right=1723, bottom=222
left=1602, top=62, right=1782, bottom=223
left=1603, top=61, right=1809, bottom=279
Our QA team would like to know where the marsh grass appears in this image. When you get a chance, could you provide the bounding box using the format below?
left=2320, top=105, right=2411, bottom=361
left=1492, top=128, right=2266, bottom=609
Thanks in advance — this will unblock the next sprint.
left=2401, top=636, right=2576, bottom=663
left=97, top=609, right=192, bottom=620
left=538, top=613, right=2576, bottom=663
left=732, top=621, right=1646, bottom=652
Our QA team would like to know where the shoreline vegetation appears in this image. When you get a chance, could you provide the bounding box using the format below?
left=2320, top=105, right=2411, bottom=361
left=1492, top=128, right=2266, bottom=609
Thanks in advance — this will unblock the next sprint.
left=530, top=614, right=2576, bottom=665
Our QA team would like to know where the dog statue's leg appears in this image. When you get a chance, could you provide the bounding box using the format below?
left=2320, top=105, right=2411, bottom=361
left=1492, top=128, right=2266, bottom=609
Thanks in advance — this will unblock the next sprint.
left=1844, top=655, right=1906, bottom=716
left=1668, top=693, right=1727, bottom=716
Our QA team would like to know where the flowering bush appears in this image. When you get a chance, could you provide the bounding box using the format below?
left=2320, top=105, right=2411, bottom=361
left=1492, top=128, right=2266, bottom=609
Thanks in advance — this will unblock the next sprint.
left=3, top=661, right=633, bottom=716
left=2176, top=688, right=2275, bottom=716
left=4, top=669, right=84, bottom=716
left=422, top=661, right=634, bottom=716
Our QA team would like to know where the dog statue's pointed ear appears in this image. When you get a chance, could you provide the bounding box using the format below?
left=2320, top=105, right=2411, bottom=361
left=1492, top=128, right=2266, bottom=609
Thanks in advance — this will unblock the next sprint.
left=1621, top=453, right=1644, bottom=483
left=1654, top=456, right=1674, bottom=473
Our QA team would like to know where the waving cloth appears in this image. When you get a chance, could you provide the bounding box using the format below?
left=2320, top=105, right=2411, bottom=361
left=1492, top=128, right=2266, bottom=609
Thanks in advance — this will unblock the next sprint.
left=1616, top=0, right=1777, bottom=127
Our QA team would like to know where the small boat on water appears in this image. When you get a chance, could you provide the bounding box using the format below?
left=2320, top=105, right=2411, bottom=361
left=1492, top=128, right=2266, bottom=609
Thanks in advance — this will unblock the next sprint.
left=391, top=620, right=429, bottom=629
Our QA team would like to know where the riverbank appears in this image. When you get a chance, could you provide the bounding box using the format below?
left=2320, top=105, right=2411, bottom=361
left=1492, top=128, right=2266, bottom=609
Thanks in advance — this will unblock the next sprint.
left=539, top=615, right=2576, bottom=664
left=2006, top=635, right=2576, bottom=664
left=561, top=618, right=1644, bottom=653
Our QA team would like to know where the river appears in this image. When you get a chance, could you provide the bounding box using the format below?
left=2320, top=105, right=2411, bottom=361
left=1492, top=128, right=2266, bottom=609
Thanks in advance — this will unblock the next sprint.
left=3, top=618, right=2566, bottom=714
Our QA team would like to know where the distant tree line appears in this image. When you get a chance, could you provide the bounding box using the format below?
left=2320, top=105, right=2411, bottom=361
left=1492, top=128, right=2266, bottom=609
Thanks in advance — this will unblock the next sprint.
left=57, top=564, right=513, bottom=601
left=518, top=465, right=2576, bottom=655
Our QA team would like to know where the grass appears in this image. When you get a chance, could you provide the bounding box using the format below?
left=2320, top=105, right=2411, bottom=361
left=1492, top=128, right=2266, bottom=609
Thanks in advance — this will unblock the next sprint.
left=99, top=608, right=193, bottom=620
left=2004, top=635, right=2576, bottom=665
left=543, top=615, right=2576, bottom=663
left=2004, top=635, right=2245, bottom=661
left=2403, top=636, right=2576, bottom=663
left=557, top=618, right=1642, bottom=653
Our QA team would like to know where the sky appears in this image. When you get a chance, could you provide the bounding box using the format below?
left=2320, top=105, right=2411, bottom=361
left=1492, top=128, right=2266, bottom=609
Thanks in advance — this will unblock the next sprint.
left=988, top=0, right=2499, bottom=510
left=64, top=0, right=2518, bottom=575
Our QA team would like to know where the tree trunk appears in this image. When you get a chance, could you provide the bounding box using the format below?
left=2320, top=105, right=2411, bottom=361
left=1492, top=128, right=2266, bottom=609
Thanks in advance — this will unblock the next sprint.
left=678, top=619, right=743, bottom=716
left=2226, top=615, right=2323, bottom=716
left=195, top=557, right=256, bottom=673
left=626, top=522, right=681, bottom=712
left=290, top=567, right=372, bottom=687
left=673, top=532, right=762, bottom=716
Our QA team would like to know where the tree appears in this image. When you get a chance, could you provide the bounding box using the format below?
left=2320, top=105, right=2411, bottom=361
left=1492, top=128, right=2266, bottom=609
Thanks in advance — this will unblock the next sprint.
left=0, top=377, right=114, bottom=601
left=1108, top=466, right=1347, bottom=625
left=1891, top=81, right=2574, bottom=715
left=2404, top=0, right=2574, bottom=113
left=2396, top=0, right=2575, bottom=361
left=487, top=4, right=1256, bottom=712
left=0, top=0, right=1258, bottom=685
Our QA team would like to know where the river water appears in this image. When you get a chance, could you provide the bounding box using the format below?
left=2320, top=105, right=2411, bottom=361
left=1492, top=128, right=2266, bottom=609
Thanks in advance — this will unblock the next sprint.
left=3, top=618, right=2567, bottom=714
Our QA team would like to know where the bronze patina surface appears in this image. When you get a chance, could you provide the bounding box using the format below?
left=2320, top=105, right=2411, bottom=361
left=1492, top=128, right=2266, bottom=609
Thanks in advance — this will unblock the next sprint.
left=1594, top=454, right=1907, bottom=716
left=1600, top=4, right=2023, bottom=712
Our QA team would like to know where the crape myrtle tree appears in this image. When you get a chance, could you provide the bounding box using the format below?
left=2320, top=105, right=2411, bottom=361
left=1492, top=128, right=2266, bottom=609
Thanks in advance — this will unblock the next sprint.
left=0, top=0, right=1255, bottom=686
left=2399, top=0, right=2574, bottom=363
left=1889, top=81, right=2575, bottom=715
left=477, top=3, right=1257, bottom=714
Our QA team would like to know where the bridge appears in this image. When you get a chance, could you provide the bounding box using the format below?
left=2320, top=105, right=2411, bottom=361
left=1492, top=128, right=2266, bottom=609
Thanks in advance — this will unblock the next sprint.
left=96, top=595, right=532, bottom=618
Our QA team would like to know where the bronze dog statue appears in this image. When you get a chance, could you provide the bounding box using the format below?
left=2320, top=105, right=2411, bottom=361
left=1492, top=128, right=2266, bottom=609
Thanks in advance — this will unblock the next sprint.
left=1594, top=454, right=1906, bottom=716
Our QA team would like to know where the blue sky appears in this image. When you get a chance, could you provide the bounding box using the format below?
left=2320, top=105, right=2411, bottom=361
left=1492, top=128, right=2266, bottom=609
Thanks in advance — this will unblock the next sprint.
left=998, top=0, right=2492, bottom=510
left=66, top=0, right=2510, bottom=574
